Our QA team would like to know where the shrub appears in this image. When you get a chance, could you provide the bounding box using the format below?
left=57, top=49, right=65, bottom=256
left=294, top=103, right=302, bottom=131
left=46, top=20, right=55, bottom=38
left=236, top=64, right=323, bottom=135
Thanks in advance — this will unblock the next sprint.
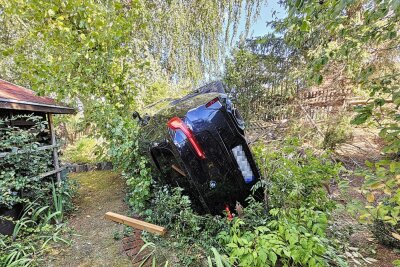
left=219, top=208, right=347, bottom=267
left=62, top=137, right=103, bottom=164
left=128, top=139, right=347, bottom=266
left=0, top=115, right=52, bottom=209
left=93, top=108, right=153, bottom=213
left=142, top=187, right=228, bottom=265
left=252, top=138, right=341, bottom=211
left=322, top=116, right=352, bottom=150
left=215, top=140, right=347, bottom=266
left=0, top=115, right=75, bottom=265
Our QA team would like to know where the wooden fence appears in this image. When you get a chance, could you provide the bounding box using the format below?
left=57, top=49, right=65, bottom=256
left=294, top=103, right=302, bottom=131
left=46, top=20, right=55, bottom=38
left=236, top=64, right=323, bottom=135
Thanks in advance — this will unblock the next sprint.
left=251, top=88, right=363, bottom=123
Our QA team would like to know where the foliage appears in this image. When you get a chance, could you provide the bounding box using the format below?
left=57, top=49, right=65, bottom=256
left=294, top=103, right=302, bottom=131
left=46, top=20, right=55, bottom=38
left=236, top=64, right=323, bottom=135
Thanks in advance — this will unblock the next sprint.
left=62, top=137, right=103, bottom=164
left=142, top=186, right=228, bottom=265
left=54, top=114, right=88, bottom=146
left=0, top=115, right=76, bottom=209
left=0, top=202, right=69, bottom=267
left=219, top=208, right=347, bottom=267
left=212, top=140, right=347, bottom=266
left=234, top=0, right=400, bottom=251
left=135, top=242, right=230, bottom=267
left=224, top=34, right=299, bottom=120
left=0, top=115, right=76, bottom=266
left=0, top=115, right=52, bottom=208
left=91, top=107, right=153, bottom=213
left=252, top=139, right=341, bottom=211
left=322, top=115, right=352, bottom=150
left=0, top=0, right=263, bottom=118
left=134, top=140, right=347, bottom=266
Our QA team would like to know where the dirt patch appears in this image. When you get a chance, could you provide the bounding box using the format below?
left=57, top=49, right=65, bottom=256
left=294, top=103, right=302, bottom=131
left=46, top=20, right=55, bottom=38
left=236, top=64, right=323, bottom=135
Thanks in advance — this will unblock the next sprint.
left=46, top=171, right=132, bottom=267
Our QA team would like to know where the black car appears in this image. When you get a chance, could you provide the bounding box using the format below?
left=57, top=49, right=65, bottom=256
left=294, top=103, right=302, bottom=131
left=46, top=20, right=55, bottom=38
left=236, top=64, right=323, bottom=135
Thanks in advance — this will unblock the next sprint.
left=136, top=81, right=260, bottom=214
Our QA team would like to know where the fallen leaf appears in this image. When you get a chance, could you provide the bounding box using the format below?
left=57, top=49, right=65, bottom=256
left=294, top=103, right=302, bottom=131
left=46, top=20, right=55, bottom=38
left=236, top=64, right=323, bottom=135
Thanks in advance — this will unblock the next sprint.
left=365, top=257, right=378, bottom=263
left=391, top=232, right=400, bottom=241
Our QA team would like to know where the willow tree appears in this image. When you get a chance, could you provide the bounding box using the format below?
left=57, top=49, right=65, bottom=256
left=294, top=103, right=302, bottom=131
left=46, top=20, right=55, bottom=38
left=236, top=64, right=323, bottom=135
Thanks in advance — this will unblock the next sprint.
left=0, top=0, right=264, bottom=115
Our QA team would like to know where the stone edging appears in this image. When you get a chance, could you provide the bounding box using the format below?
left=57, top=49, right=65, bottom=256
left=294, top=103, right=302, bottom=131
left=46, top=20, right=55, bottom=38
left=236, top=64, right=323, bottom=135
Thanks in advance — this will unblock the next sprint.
left=66, top=162, right=113, bottom=173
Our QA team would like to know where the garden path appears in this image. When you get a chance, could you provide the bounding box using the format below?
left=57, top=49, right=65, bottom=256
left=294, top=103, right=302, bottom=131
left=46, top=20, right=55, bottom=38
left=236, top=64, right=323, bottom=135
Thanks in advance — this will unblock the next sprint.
left=46, top=171, right=132, bottom=267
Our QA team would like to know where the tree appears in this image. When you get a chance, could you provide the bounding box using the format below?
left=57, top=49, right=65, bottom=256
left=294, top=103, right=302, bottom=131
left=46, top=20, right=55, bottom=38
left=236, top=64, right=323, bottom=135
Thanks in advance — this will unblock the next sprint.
left=0, top=0, right=264, bottom=116
left=224, top=34, right=301, bottom=119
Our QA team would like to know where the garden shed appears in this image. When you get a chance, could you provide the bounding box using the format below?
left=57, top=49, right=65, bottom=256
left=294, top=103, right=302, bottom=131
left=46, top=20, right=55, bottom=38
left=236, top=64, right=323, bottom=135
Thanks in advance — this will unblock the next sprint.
left=0, top=79, right=74, bottom=234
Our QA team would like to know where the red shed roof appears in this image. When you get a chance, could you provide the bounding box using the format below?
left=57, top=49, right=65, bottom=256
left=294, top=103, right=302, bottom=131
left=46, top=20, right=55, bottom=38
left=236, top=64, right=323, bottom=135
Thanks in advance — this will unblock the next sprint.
left=0, top=79, right=74, bottom=114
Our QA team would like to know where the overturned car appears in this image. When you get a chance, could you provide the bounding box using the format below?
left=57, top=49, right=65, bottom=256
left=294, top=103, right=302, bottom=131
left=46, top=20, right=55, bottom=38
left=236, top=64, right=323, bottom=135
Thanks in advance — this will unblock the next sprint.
left=136, top=81, right=260, bottom=214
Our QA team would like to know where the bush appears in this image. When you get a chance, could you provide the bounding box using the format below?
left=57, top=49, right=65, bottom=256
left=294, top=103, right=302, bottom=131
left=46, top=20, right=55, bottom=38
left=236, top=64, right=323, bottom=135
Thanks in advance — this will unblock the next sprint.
left=0, top=115, right=76, bottom=265
left=252, top=138, right=341, bottom=211
left=0, top=115, right=52, bottom=209
left=142, top=186, right=228, bottom=266
left=219, top=208, right=347, bottom=267
left=322, top=116, right=352, bottom=150
left=91, top=107, right=153, bottom=213
left=62, top=137, right=103, bottom=164
left=214, top=139, right=347, bottom=266
left=124, top=138, right=347, bottom=266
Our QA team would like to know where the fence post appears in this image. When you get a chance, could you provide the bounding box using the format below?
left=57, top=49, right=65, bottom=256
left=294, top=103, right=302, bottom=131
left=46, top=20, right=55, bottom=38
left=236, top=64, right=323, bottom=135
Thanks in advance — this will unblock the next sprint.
left=48, top=113, right=61, bottom=186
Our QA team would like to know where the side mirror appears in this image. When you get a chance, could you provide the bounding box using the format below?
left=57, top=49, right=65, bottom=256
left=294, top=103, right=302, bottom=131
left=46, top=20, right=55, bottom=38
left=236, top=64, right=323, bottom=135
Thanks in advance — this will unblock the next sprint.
left=132, top=111, right=142, bottom=121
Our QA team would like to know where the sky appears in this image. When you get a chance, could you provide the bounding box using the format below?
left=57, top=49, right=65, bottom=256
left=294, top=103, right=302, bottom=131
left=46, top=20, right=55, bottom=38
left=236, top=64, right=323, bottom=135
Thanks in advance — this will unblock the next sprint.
left=211, top=1, right=287, bottom=79
left=235, top=1, right=286, bottom=42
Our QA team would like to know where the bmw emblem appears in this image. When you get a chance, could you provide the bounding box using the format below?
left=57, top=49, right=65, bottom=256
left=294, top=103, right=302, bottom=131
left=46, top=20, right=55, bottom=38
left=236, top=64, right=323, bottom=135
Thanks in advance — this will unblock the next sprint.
left=210, top=180, right=217, bottom=189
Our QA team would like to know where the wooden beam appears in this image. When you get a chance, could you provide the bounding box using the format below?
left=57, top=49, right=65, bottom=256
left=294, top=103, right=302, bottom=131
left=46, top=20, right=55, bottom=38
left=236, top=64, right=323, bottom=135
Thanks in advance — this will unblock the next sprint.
left=35, top=167, right=66, bottom=180
left=48, top=114, right=61, bottom=185
left=0, top=101, right=75, bottom=114
left=104, top=212, right=167, bottom=236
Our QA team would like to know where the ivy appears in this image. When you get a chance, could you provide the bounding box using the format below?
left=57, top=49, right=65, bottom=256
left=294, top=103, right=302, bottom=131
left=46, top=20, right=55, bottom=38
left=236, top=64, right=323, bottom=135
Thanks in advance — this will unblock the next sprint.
left=0, top=115, right=52, bottom=208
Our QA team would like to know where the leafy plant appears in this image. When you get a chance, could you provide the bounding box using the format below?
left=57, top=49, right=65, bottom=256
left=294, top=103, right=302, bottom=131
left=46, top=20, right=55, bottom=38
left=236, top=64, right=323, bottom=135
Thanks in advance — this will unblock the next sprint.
left=51, top=182, right=63, bottom=225
left=0, top=115, right=75, bottom=266
left=322, top=115, right=352, bottom=150
left=0, top=115, right=52, bottom=208
left=141, top=186, right=228, bottom=265
left=252, top=139, right=341, bottom=211
left=62, top=137, right=103, bottom=164
left=219, top=208, right=347, bottom=267
left=95, top=110, right=153, bottom=213
left=0, top=202, right=69, bottom=266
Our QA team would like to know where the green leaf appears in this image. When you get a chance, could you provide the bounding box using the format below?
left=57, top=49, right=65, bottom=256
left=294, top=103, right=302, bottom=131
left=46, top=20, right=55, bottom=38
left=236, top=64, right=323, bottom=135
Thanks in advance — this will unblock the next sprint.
left=351, top=113, right=370, bottom=125
left=269, top=251, right=277, bottom=266
left=300, top=20, right=310, bottom=32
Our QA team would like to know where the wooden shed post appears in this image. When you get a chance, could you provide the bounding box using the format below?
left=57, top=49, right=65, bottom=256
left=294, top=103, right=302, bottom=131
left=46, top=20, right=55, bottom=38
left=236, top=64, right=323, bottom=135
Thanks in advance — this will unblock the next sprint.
left=48, top=113, right=61, bottom=186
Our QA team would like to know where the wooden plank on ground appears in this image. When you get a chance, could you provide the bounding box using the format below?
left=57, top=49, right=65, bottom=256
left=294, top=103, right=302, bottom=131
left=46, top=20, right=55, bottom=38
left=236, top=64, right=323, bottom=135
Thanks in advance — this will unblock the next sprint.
left=104, top=212, right=167, bottom=236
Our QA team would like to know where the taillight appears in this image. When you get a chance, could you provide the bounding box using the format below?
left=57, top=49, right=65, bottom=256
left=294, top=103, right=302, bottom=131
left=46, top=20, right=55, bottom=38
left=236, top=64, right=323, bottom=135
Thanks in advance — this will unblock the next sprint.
left=167, top=117, right=206, bottom=159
